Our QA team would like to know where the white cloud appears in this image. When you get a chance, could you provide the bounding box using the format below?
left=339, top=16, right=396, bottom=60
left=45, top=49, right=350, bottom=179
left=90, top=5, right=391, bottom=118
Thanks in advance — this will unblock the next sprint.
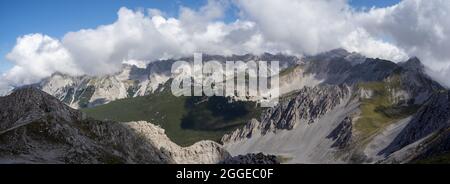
left=4, top=34, right=81, bottom=86
left=355, top=0, right=450, bottom=86
left=122, top=59, right=148, bottom=68
left=60, top=1, right=265, bottom=76
left=236, top=0, right=450, bottom=86
left=0, top=79, right=12, bottom=96
left=236, top=0, right=354, bottom=54
left=1, top=1, right=263, bottom=89
left=235, top=0, right=409, bottom=61
left=2, top=0, right=450, bottom=90
left=341, top=28, right=408, bottom=61
left=62, top=7, right=178, bottom=75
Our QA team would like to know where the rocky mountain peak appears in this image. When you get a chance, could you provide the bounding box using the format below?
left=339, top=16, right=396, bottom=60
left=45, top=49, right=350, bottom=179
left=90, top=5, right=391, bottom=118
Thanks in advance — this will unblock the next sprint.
left=400, top=57, right=425, bottom=72
left=5, top=86, right=75, bottom=112
left=311, top=48, right=351, bottom=60
left=323, top=48, right=351, bottom=57
left=304, top=48, right=366, bottom=66
left=0, top=87, right=82, bottom=133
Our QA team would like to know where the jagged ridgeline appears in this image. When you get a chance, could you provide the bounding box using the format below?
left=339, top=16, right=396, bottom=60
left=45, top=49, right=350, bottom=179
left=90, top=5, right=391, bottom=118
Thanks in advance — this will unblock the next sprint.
left=22, top=49, right=450, bottom=163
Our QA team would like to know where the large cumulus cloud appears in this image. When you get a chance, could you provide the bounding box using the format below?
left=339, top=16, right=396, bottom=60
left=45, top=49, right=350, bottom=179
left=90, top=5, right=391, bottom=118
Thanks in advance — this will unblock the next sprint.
left=235, top=0, right=409, bottom=60
left=236, top=0, right=450, bottom=87
left=4, top=34, right=81, bottom=86
left=1, top=0, right=450, bottom=91
left=61, top=1, right=266, bottom=75
left=1, top=0, right=265, bottom=89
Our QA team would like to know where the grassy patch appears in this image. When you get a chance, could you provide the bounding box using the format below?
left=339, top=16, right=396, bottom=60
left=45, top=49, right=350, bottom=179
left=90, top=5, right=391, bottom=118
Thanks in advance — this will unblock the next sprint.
left=181, top=96, right=262, bottom=131
left=355, top=75, right=418, bottom=139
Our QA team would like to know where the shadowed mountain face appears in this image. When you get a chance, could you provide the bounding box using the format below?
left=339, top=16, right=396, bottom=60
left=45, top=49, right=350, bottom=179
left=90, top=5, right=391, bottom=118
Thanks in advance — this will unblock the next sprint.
left=0, top=88, right=230, bottom=164
left=181, top=96, right=259, bottom=131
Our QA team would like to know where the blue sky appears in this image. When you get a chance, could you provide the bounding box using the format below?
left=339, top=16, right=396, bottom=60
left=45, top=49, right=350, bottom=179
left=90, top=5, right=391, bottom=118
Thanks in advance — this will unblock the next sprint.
left=0, top=0, right=401, bottom=74
left=349, top=0, right=401, bottom=9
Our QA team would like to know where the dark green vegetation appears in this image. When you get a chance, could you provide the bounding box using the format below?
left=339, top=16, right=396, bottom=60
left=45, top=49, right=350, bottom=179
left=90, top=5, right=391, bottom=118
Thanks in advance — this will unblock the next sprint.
left=82, top=86, right=262, bottom=146
left=181, top=96, right=261, bottom=131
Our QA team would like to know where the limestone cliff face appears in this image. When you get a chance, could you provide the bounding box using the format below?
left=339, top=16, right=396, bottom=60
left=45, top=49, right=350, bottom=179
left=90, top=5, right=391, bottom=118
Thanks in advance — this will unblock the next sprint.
left=222, top=85, right=357, bottom=163
left=127, top=121, right=229, bottom=164
left=0, top=88, right=229, bottom=164
left=222, top=85, right=352, bottom=143
left=36, top=62, right=173, bottom=109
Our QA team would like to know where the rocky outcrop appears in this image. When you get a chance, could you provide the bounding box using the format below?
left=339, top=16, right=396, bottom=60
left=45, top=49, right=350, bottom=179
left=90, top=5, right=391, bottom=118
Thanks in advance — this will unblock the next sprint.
left=265, top=85, right=351, bottom=129
left=131, top=121, right=229, bottom=164
left=397, top=58, right=443, bottom=104
left=222, top=85, right=352, bottom=143
left=327, top=117, right=353, bottom=149
left=303, top=50, right=399, bottom=85
left=221, top=119, right=261, bottom=145
left=0, top=87, right=83, bottom=133
left=0, top=87, right=229, bottom=164
left=220, top=153, right=279, bottom=164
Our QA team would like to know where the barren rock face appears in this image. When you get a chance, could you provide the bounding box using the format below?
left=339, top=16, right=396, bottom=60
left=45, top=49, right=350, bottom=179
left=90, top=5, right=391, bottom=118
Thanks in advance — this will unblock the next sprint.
left=0, top=87, right=229, bottom=164
left=327, top=117, right=353, bottom=149
left=0, top=87, right=83, bottom=133
left=124, top=121, right=230, bottom=164
left=220, top=153, right=279, bottom=164
left=222, top=85, right=352, bottom=144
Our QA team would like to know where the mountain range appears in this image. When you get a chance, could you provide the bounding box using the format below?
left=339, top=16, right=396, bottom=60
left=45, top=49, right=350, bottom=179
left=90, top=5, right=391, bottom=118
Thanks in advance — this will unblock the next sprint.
left=1, top=49, right=450, bottom=164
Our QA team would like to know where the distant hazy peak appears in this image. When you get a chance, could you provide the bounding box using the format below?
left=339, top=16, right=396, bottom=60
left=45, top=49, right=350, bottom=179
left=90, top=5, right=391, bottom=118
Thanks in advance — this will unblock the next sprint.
left=400, top=57, right=425, bottom=72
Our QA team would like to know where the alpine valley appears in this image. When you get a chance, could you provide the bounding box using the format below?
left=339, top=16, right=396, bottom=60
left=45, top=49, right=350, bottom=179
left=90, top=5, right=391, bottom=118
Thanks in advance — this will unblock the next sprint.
left=1, top=49, right=450, bottom=164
